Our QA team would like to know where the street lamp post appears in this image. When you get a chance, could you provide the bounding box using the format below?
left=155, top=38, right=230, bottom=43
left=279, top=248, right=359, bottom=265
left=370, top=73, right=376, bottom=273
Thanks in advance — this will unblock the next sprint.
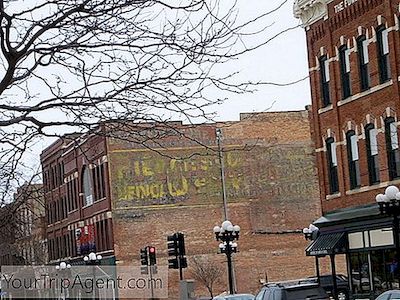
left=55, top=261, right=72, bottom=300
left=213, top=220, right=240, bottom=295
left=216, top=128, right=228, bottom=220
left=376, top=185, right=400, bottom=286
left=303, top=224, right=321, bottom=285
left=84, top=252, right=103, bottom=300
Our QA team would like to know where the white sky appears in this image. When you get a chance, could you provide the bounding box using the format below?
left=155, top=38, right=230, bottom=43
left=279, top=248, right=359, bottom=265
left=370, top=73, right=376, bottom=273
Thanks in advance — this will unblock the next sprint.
left=214, top=0, right=310, bottom=121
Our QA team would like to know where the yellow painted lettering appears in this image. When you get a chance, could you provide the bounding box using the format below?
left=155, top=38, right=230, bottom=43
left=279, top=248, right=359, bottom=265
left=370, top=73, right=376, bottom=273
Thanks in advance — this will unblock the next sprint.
left=194, top=178, right=207, bottom=188
left=142, top=161, right=154, bottom=176
left=150, top=184, right=160, bottom=198
left=134, top=161, right=141, bottom=176
left=168, top=176, right=189, bottom=197
left=138, top=185, right=150, bottom=199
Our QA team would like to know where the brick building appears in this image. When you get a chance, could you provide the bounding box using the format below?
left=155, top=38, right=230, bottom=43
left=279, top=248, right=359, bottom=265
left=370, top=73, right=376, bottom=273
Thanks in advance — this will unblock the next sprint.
left=41, top=111, right=321, bottom=298
left=0, top=184, right=46, bottom=266
left=294, top=0, right=400, bottom=298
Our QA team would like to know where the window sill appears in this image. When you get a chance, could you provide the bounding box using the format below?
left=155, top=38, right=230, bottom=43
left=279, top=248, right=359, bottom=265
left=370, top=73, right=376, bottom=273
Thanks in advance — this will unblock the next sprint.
left=337, top=79, right=393, bottom=106
left=325, top=192, right=341, bottom=200
left=345, top=179, right=400, bottom=195
left=94, top=197, right=106, bottom=203
left=82, top=203, right=93, bottom=209
left=318, top=104, right=333, bottom=114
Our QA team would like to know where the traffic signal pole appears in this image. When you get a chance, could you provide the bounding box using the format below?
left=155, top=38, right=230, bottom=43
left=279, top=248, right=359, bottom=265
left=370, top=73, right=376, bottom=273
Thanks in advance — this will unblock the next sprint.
left=149, top=263, right=155, bottom=300
left=178, top=257, right=183, bottom=281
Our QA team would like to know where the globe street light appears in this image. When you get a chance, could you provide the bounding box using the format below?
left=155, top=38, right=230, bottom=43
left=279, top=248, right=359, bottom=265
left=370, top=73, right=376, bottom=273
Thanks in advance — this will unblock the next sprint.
left=303, top=224, right=319, bottom=241
left=55, top=261, right=72, bottom=300
left=376, top=185, right=400, bottom=285
left=84, top=252, right=103, bottom=300
left=83, top=252, right=103, bottom=265
left=213, top=220, right=240, bottom=295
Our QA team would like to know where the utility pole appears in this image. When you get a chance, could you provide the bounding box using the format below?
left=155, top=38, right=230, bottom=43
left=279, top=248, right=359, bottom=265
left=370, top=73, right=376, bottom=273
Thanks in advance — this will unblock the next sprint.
left=216, top=128, right=228, bottom=220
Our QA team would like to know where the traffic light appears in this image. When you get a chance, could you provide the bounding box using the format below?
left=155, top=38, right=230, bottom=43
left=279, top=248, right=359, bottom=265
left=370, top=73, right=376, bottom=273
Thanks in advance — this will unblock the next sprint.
left=168, top=233, right=179, bottom=269
left=167, top=234, right=179, bottom=257
left=140, top=247, right=149, bottom=275
left=140, top=247, right=148, bottom=265
left=148, top=246, right=157, bottom=266
left=167, top=232, right=187, bottom=270
left=168, top=258, right=179, bottom=269
left=177, top=232, right=185, bottom=256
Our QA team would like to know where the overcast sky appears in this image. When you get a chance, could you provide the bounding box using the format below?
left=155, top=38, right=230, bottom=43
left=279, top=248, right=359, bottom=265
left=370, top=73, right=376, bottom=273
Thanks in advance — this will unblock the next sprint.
left=214, top=0, right=310, bottom=121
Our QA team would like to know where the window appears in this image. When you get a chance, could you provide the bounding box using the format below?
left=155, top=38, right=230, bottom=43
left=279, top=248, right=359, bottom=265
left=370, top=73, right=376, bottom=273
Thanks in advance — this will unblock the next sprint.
left=385, top=117, right=400, bottom=180
left=66, top=177, right=78, bottom=212
left=365, top=124, right=380, bottom=184
left=82, top=166, right=94, bottom=206
left=339, top=45, right=351, bottom=99
left=357, top=35, right=369, bottom=91
left=92, top=163, right=106, bottom=201
left=346, top=131, right=360, bottom=189
left=376, top=26, right=390, bottom=83
left=350, top=252, right=371, bottom=295
left=319, top=55, right=330, bottom=107
left=326, top=137, right=339, bottom=194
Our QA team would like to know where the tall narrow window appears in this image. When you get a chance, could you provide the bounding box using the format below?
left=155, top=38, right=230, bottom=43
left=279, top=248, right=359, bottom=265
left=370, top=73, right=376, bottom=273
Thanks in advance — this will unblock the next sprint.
left=82, top=166, right=94, bottom=206
left=376, top=26, right=390, bottom=83
left=385, top=117, right=400, bottom=180
left=326, top=137, right=339, bottom=194
left=319, top=55, right=330, bottom=107
left=339, top=45, right=351, bottom=99
left=365, top=124, right=380, bottom=184
left=346, top=131, right=361, bottom=189
left=357, top=35, right=369, bottom=91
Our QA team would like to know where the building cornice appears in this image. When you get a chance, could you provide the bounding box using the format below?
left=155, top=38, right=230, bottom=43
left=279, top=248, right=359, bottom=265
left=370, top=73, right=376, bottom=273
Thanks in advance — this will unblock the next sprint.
left=293, top=0, right=329, bottom=28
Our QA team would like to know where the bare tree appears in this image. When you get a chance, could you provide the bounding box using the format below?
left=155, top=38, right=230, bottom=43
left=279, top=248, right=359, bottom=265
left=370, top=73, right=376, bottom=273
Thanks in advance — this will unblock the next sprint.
left=190, top=256, right=223, bottom=298
left=0, top=0, right=301, bottom=205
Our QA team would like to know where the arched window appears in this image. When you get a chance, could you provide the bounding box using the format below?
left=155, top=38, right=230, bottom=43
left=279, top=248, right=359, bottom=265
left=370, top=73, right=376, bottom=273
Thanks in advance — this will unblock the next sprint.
left=376, top=25, right=390, bottom=83
left=82, top=166, right=93, bottom=206
left=319, top=55, right=330, bottom=107
left=385, top=117, right=400, bottom=180
left=346, top=130, right=360, bottom=189
left=339, top=45, right=351, bottom=99
left=326, top=137, right=339, bottom=194
left=365, top=123, right=380, bottom=184
left=357, top=35, right=369, bottom=91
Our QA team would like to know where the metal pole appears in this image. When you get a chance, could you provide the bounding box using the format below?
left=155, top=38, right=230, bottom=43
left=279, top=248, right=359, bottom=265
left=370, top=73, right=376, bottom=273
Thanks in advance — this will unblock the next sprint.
left=226, top=243, right=234, bottom=295
left=394, top=214, right=400, bottom=287
left=315, top=256, right=320, bottom=285
left=150, top=265, right=155, bottom=300
left=92, top=265, right=97, bottom=300
left=216, top=128, right=228, bottom=220
left=179, top=257, right=183, bottom=281
left=330, top=254, right=338, bottom=300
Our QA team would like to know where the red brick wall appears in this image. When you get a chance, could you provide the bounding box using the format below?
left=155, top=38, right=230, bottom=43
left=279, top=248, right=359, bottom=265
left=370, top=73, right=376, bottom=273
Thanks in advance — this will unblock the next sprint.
left=108, top=111, right=322, bottom=298
left=306, top=0, right=400, bottom=213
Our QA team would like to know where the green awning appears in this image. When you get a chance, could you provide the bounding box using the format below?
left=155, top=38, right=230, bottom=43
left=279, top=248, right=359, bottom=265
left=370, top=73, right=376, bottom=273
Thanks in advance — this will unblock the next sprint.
left=306, top=232, right=347, bottom=256
left=314, top=203, right=380, bottom=227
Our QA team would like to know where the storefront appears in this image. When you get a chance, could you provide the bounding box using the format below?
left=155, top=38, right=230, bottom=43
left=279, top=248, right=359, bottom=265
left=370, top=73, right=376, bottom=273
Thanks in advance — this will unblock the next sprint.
left=306, top=203, right=399, bottom=300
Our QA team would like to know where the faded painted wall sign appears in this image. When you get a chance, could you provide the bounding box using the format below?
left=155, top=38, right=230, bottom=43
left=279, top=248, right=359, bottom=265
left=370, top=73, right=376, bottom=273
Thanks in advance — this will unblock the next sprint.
left=110, top=144, right=317, bottom=208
